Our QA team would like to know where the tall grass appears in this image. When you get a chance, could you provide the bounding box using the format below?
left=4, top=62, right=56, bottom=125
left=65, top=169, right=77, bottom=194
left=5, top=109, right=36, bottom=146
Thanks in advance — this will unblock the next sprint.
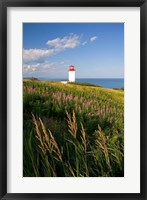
left=23, top=80, right=124, bottom=177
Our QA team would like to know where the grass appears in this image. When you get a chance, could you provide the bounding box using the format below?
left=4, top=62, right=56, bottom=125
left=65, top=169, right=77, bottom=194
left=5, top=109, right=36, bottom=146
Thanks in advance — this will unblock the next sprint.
left=23, top=80, right=124, bottom=177
left=68, top=81, right=102, bottom=88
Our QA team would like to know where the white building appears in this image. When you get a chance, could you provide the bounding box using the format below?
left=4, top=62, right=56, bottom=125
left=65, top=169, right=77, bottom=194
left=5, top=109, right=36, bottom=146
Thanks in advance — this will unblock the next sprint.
left=68, top=65, right=75, bottom=82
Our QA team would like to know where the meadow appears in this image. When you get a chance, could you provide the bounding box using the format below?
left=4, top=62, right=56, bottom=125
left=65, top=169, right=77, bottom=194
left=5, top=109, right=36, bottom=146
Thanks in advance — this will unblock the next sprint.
left=23, top=80, right=124, bottom=177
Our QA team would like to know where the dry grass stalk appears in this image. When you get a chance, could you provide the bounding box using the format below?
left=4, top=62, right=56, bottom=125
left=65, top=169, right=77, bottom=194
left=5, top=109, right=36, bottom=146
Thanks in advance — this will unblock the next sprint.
left=48, top=129, right=62, bottom=162
left=96, top=125, right=111, bottom=169
left=39, top=118, right=49, bottom=143
left=66, top=110, right=77, bottom=138
left=32, top=114, right=46, bottom=155
left=80, top=123, right=87, bottom=154
left=32, top=114, right=62, bottom=162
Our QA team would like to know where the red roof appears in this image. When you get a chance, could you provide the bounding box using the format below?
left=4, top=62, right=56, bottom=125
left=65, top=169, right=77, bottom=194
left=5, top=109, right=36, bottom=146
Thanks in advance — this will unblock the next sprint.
left=69, top=65, right=75, bottom=71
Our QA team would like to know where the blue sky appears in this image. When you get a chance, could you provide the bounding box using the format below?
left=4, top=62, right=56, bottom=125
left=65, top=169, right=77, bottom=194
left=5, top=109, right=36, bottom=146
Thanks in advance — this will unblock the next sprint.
left=23, top=23, right=124, bottom=79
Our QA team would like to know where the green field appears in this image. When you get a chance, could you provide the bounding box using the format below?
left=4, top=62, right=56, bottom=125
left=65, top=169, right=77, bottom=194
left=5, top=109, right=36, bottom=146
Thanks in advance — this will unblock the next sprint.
left=23, top=80, right=124, bottom=177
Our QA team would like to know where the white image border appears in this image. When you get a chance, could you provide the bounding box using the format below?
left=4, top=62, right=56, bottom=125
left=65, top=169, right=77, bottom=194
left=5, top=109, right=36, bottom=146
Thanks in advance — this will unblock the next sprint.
left=7, top=7, right=140, bottom=193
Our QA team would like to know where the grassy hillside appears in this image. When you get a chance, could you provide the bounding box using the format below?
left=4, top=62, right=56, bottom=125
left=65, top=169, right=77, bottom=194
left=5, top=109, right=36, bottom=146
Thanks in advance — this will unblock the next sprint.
left=23, top=80, right=124, bottom=177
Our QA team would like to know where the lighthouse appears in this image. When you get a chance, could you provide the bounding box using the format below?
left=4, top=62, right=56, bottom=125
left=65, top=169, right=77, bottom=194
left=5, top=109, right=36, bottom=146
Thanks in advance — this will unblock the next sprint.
left=68, top=65, right=75, bottom=82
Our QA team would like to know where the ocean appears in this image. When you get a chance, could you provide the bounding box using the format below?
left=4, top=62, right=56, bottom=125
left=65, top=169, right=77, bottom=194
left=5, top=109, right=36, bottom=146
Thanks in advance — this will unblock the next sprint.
left=37, top=78, right=124, bottom=89
left=76, top=78, right=124, bottom=89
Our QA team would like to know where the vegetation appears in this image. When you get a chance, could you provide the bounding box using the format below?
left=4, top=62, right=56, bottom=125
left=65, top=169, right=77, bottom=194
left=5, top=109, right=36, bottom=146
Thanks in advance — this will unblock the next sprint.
left=23, top=80, right=124, bottom=177
left=113, top=87, right=124, bottom=91
left=24, top=77, right=39, bottom=81
left=68, top=81, right=102, bottom=87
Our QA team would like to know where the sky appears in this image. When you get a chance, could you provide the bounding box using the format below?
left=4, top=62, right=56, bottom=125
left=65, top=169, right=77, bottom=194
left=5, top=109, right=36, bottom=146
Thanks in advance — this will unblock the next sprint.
left=23, top=23, right=124, bottom=79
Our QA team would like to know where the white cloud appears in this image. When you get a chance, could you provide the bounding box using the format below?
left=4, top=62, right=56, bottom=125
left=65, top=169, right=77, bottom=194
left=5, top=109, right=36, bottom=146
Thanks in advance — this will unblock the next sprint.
left=23, top=61, right=65, bottom=75
left=23, top=48, right=55, bottom=63
left=46, top=38, right=61, bottom=47
left=90, top=36, right=97, bottom=42
left=46, top=34, right=80, bottom=50
left=82, top=41, right=87, bottom=46
left=23, top=34, right=80, bottom=63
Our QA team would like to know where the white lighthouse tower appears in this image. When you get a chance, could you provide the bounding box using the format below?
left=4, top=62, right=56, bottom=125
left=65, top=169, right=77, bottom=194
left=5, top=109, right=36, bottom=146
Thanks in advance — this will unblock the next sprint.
left=68, top=65, right=75, bottom=82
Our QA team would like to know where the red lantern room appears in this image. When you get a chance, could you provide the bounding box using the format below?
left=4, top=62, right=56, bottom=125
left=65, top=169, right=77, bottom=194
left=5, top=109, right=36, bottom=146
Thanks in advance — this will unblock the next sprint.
left=69, top=65, right=75, bottom=71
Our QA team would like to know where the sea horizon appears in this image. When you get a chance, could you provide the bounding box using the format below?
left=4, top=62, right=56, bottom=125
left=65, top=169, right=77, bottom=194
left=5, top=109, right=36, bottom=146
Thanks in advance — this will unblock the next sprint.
left=23, top=77, right=124, bottom=89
